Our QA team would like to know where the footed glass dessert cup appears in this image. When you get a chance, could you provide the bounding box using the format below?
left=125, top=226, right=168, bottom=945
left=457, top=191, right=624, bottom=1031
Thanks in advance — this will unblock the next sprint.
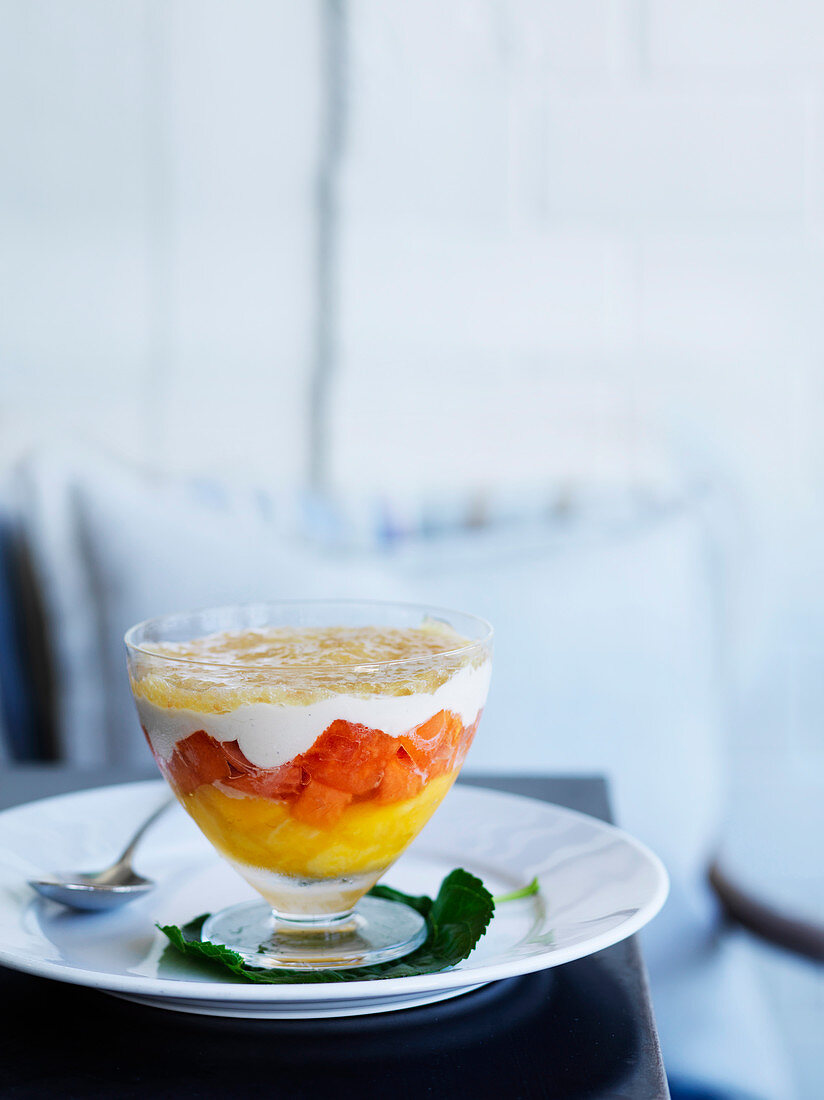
left=125, top=600, right=492, bottom=970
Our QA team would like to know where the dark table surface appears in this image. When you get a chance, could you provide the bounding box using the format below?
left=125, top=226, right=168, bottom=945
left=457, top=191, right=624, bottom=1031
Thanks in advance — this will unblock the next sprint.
left=0, top=767, right=669, bottom=1099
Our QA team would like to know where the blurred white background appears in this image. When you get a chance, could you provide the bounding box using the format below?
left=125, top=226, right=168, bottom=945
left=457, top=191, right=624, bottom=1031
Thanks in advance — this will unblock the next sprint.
left=1, top=2, right=823, bottom=1093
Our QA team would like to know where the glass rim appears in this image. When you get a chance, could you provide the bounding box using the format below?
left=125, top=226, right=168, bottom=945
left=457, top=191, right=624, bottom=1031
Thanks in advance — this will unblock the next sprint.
left=123, top=598, right=493, bottom=673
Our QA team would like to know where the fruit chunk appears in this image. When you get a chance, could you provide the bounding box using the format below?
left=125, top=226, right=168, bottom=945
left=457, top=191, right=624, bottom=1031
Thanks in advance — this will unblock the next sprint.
left=374, top=750, right=424, bottom=804
left=167, top=730, right=231, bottom=795
left=222, top=761, right=305, bottom=800
left=221, top=739, right=257, bottom=773
left=291, top=777, right=353, bottom=829
left=400, top=710, right=463, bottom=775
left=301, top=720, right=396, bottom=796
left=165, top=734, right=306, bottom=800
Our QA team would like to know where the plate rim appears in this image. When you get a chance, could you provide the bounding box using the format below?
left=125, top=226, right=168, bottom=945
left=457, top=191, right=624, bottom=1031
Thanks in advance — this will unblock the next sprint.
left=0, top=779, right=669, bottom=1002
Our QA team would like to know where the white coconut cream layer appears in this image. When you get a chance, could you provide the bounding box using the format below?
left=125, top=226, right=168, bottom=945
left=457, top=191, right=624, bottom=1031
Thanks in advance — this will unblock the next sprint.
left=136, top=659, right=491, bottom=769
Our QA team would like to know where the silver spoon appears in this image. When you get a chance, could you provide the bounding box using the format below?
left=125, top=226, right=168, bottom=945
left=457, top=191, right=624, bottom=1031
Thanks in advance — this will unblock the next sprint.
left=28, top=797, right=173, bottom=911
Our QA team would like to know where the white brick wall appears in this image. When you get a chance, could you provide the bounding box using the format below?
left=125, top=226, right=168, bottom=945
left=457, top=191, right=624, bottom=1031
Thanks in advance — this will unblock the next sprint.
left=0, top=1, right=320, bottom=482
left=649, top=1, right=824, bottom=72
left=332, top=1, right=824, bottom=507
left=0, top=2, right=152, bottom=465
left=339, top=225, right=615, bottom=356
left=541, top=87, right=807, bottom=219
left=635, top=230, right=824, bottom=506
left=156, top=0, right=320, bottom=480
left=5, top=0, right=823, bottom=506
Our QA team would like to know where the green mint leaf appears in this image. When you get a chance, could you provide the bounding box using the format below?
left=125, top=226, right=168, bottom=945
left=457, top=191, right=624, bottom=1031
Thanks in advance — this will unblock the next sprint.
left=156, top=867, right=494, bottom=985
left=493, top=876, right=540, bottom=904
left=367, top=882, right=433, bottom=920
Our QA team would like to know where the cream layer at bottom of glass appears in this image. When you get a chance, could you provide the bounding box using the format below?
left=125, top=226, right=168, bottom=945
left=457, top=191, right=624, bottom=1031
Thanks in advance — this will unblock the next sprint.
left=225, top=858, right=386, bottom=919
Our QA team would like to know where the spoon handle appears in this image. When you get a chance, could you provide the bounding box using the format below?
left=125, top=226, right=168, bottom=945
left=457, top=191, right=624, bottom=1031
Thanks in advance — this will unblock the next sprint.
left=110, top=798, right=175, bottom=871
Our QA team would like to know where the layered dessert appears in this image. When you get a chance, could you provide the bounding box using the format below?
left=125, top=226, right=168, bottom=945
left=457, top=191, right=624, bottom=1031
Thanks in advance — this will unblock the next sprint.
left=130, top=623, right=491, bottom=917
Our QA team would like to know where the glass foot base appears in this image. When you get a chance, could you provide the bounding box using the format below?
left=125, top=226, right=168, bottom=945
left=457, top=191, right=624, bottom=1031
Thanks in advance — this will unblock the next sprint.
left=202, top=896, right=427, bottom=970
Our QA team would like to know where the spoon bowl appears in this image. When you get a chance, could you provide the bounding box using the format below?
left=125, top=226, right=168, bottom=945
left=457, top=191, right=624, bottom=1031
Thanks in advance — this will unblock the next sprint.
left=28, top=798, right=172, bottom=912
left=30, top=873, right=155, bottom=911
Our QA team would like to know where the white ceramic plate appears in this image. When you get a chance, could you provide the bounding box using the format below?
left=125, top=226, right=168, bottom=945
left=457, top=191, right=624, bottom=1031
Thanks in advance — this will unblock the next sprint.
left=0, top=781, right=668, bottom=1018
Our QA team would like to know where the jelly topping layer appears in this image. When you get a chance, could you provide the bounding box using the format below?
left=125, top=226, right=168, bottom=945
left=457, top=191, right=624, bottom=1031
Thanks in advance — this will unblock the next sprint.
left=132, top=622, right=486, bottom=709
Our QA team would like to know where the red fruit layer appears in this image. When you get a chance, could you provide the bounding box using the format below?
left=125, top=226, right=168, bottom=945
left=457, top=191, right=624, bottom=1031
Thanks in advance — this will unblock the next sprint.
left=156, top=710, right=480, bottom=825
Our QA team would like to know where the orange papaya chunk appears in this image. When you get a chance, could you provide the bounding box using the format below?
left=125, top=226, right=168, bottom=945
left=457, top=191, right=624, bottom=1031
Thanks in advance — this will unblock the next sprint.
left=433, top=713, right=466, bottom=771
left=399, top=710, right=451, bottom=772
left=291, top=777, right=353, bottom=829
left=222, top=761, right=305, bottom=800
left=374, top=750, right=425, bottom=804
left=221, top=739, right=256, bottom=774
left=302, top=720, right=396, bottom=795
left=167, top=730, right=231, bottom=795
left=415, top=711, right=450, bottom=743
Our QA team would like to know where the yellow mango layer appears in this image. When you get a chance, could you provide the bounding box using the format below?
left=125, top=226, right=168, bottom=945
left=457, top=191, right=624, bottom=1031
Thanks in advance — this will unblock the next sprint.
left=181, top=773, right=455, bottom=880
